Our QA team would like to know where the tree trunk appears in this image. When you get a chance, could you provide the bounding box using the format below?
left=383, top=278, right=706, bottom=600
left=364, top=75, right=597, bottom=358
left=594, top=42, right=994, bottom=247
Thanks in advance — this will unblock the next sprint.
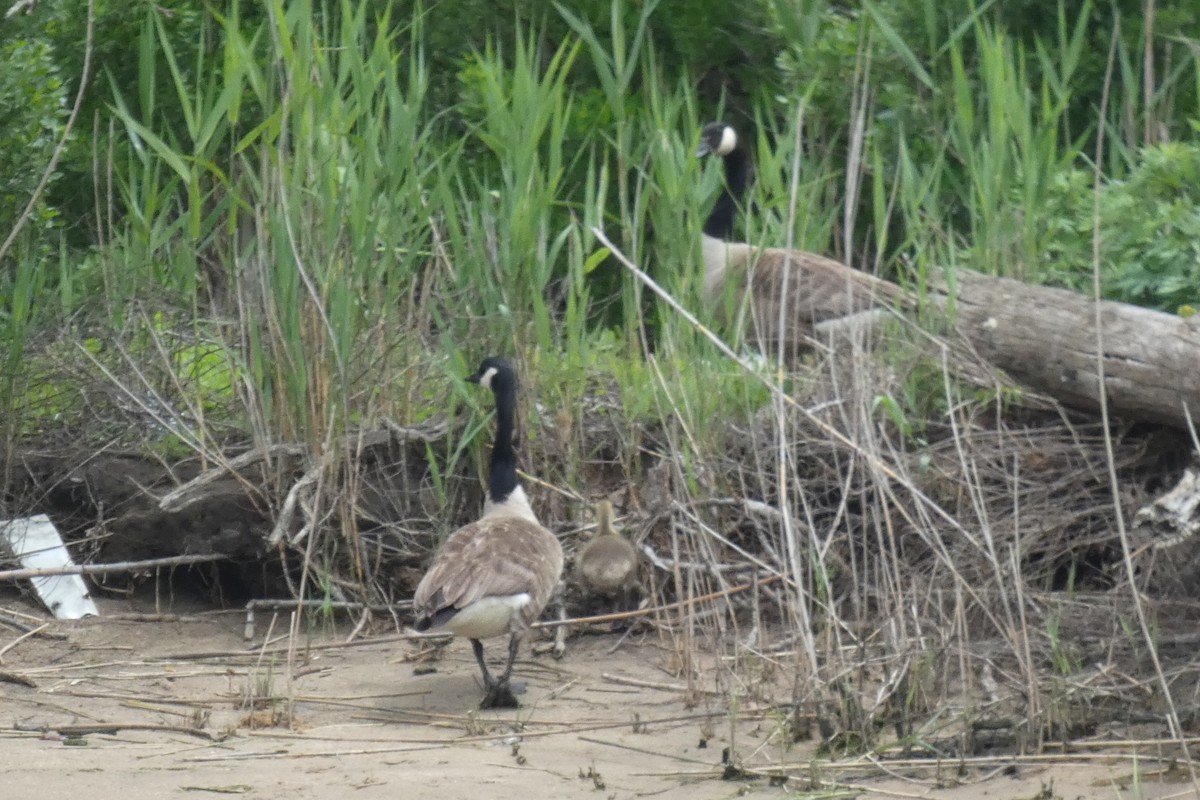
left=940, top=270, right=1200, bottom=430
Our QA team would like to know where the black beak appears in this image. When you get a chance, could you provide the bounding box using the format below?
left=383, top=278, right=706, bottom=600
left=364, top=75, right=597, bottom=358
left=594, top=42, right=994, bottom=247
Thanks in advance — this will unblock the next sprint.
left=696, top=142, right=712, bottom=158
left=466, top=372, right=481, bottom=384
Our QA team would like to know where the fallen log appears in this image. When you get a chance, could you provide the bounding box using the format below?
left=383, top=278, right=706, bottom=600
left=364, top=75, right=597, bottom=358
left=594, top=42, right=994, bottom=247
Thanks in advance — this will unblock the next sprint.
left=942, top=270, right=1200, bottom=430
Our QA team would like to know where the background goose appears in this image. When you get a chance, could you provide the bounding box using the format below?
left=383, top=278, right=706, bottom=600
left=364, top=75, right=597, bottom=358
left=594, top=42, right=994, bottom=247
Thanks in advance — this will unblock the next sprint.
left=697, top=121, right=902, bottom=350
left=412, top=356, right=564, bottom=709
left=575, top=499, right=639, bottom=600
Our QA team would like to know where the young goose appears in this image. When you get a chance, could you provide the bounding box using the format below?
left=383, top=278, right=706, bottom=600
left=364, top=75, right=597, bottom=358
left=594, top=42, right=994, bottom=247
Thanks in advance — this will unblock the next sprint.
left=412, top=357, right=564, bottom=709
left=575, top=499, right=639, bottom=598
left=697, top=121, right=902, bottom=350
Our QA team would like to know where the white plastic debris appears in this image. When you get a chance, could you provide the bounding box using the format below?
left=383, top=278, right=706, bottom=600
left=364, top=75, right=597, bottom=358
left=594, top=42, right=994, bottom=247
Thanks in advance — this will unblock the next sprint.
left=0, top=514, right=99, bottom=619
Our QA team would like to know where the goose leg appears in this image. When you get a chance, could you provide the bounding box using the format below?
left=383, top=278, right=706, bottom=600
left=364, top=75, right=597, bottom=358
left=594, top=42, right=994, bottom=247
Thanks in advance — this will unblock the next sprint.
left=479, top=634, right=521, bottom=709
left=498, top=633, right=520, bottom=685
left=551, top=584, right=567, bottom=659
left=470, top=639, right=495, bottom=688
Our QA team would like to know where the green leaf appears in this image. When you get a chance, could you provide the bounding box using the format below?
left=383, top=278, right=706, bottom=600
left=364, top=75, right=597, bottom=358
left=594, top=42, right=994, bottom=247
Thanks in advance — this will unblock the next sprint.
left=862, top=1, right=934, bottom=90
left=108, top=92, right=192, bottom=183
left=583, top=246, right=611, bottom=274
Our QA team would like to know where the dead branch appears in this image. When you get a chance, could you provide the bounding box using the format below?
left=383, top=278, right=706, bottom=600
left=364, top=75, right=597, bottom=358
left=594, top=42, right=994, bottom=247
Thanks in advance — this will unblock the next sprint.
left=0, top=623, right=49, bottom=664
left=157, top=443, right=307, bottom=512
left=0, top=553, right=227, bottom=581
left=243, top=598, right=406, bottom=640
left=11, top=722, right=221, bottom=741
left=159, top=420, right=448, bottom=514
left=532, top=573, right=784, bottom=629
left=0, top=671, right=36, bottom=688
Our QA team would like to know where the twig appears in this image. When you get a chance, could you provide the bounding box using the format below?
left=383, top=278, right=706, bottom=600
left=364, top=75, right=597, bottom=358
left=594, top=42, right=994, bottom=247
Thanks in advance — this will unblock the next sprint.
left=0, top=622, right=49, bottom=664
left=121, top=699, right=205, bottom=719
left=639, top=543, right=765, bottom=576
left=156, top=443, right=306, bottom=512
left=353, top=711, right=741, bottom=744
left=0, top=612, right=39, bottom=632
left=183, top=743, right=447, bottom=762
left=765, top=749, right=1200, bottom=774
left=0, top=553, right=227, bottom=581
left=605, top=621, right=638, bottom=655
left=243, top=598, right=406, bottom=640
left=577, top=735, right=714, bottom=766
left=0, top=606, right=48, bottom=622
left=834, top=783, right=935, bottom=800
left=11, top=722, right=220, bottom=741
left=159, top=421, right=446, bottom=517
left=268, top=464, right=322, bottom=546
left=0, top=670, right=36, bottom=688
left=599, top=673, right=720, bottom=695
left=0, top=0, right=95, bottom=262
left=1089, top=22, right=1198, bottom=789
left=166, top=582, right=774, bottom=660
left=532, top=573, right=783, bottom=629
left=153, top=635, right=417, bottom=661
left=4, top=0, right=38, bottom=18
left=694, top=496, right=786, bottom=520
left=4, top=695, right=107, bottom=720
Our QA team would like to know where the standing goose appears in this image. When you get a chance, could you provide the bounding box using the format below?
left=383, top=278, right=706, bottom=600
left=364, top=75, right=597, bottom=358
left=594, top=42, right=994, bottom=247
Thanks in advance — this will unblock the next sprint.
left=697, top=121, right=902, bottom=350
left=412, top=357, right=564, bottom=709
left=575, top=499, right=639, bottom=600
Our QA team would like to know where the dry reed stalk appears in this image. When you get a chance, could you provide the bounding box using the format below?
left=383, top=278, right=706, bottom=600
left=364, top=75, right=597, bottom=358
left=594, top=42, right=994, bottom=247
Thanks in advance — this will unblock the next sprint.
left=0, top=0, right=95, bottom=263
left=0, top=607, right=49, bottom=622
left=594, top=212, right=1200, bottom=761
left=534, top=574, right=783, bottom=629
left=0, top=553, right=228, bottom=581
left=599, top=673, right=716, bottom=694
left=576, top=734, right=715, bottom=766
left=0, top=623, right=50, bottom=666
left=1089, top=23, right=1197, bottom=791
left=0, top=670, right=36, bottom=687
left=9, top=722, right=219, bottom=740
left=348, top=710, right=756, bottom=744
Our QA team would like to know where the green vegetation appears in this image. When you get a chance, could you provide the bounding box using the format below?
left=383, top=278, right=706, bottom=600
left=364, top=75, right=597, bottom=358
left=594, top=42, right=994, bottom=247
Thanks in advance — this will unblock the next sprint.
left=1038, top=142, right=1200, bottom=311
left=1, top=0, right=1197, bottom=525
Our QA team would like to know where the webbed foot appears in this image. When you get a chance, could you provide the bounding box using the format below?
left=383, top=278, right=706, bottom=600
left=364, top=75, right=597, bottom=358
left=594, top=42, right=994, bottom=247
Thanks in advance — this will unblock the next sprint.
left=480, top=681, right=520, bottom=709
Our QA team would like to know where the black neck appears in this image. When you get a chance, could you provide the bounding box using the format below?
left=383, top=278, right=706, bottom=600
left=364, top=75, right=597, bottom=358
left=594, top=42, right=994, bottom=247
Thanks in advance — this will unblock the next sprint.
left=487, top=381, right=520, bottom=504
left=702, top=145, right=749, bottom=240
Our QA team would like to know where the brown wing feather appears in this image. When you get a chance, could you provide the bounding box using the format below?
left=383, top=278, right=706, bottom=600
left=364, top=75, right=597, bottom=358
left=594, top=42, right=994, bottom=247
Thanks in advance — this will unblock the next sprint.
left=576, top=535, right=639, bottom=594
left=414, top=517, right=564, bottom=631
left=717, top=245, right=903, bottom=347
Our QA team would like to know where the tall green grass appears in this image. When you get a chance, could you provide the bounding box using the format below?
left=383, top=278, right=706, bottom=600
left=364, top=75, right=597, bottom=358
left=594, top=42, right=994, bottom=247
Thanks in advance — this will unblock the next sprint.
left=33, top=0, right=767, bottom=599
left=9, top=0, right=1183, bottom=454
left=0, top=0, right=1188, bottom=536
left=0, top=0, right=1187, bottom=512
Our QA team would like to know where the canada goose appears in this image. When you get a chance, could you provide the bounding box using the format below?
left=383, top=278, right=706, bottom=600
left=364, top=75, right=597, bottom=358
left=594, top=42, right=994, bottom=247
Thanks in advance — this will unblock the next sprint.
left=697, top=121, right=902, bottom=350
left=575, top=499, right=639, bottom=598
left=412, top=357, right=564, bottom=709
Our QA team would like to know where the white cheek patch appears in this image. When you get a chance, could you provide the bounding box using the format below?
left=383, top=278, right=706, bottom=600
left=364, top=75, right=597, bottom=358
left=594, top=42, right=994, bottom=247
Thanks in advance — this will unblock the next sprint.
left=718, top=125, right=737, bottom=156
left=479, top=366, right=499, bottom=389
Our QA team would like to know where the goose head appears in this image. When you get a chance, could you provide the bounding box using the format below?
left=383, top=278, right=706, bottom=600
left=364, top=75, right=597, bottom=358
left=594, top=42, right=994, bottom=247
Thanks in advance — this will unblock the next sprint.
left=697, top=121, right=738, bottom=158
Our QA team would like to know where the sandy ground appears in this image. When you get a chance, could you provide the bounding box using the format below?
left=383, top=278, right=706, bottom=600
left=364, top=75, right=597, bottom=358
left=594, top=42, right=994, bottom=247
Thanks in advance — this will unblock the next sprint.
left=0, top=590, right=1193, bottom=800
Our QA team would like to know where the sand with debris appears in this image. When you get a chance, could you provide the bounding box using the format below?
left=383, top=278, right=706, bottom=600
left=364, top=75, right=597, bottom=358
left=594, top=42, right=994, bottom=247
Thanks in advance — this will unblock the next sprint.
left=0, top=590, right=1191, bottom=800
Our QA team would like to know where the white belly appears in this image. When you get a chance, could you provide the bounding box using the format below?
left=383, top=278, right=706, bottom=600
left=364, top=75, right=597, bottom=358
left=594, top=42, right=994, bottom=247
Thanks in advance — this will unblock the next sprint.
left=438, top=593, right=531, bottom=639
left=701, top=234, right=752, bottom=301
